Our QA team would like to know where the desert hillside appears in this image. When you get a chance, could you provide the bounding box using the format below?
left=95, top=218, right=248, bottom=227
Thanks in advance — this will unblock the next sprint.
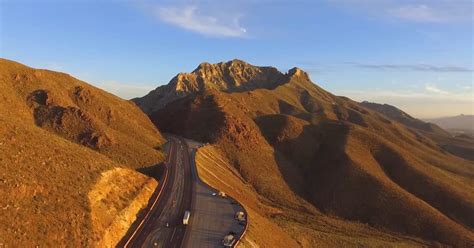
left=0, top=59, right=166, bottom=246
left=137, top=59, right=474, bottom=247
left=195, top=145, right=429, bottom=247
left=362, top=102, right=474, bottom=161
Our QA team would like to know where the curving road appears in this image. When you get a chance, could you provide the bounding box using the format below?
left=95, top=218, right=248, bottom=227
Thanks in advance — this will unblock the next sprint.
left=117, top=136, right=246, bottom=248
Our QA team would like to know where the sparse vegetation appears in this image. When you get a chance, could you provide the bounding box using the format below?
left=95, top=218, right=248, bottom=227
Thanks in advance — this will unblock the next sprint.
left=0, top=59, right=166, bottom=246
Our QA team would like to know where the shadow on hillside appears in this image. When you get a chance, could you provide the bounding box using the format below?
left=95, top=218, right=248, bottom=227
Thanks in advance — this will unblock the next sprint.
left=255, top=115, right=354, bottom=212
left=137, top=163, right=166, bottom=180
left=149, top=93, right=226, bottom=144
left=373, top=144, right=474, bottom=229
left=259, top=116, right=474, bottom=246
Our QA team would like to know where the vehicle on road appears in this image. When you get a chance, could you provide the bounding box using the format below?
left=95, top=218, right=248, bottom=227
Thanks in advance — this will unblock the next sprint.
left=222, top=231, right=236, bottom=247
left=235, top=211, right=245, bottom=222
left=212, top=192, right=217, bottom=196
left=183, top=210, right=191, bottom=225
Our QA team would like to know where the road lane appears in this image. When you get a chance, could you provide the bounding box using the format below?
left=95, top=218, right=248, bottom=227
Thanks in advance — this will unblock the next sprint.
left=144, top=137, right=193, bottom=248
left=118, top=136, right=247, bottom=248
left=118, top=136, right=192, bottom=248
left=182, top=140, right=247, bottom=248
left=117, top=141, right=175, bottom=248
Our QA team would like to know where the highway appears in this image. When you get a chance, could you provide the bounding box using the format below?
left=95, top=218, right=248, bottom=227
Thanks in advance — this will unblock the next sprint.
left=118, top=136, right=193, bottom=248
left=118, top=136, right=247, bottom=248
left=181, top=140, right=247, bottom=248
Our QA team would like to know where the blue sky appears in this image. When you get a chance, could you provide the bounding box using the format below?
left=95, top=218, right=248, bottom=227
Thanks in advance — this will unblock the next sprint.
left=1, top=0, right=472, bottom=118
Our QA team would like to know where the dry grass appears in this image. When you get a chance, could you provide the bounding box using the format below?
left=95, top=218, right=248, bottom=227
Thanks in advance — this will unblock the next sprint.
left=195, top=146, right=430, bottom=247
left=0, top=59, right=165, bottom=246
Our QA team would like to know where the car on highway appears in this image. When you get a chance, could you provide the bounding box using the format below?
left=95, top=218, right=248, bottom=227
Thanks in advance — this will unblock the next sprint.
left=183, top=210, right=191, bottom=225
left=235, top=211, right=245, bottom=222
left=222, top=231, right=236, bottom=247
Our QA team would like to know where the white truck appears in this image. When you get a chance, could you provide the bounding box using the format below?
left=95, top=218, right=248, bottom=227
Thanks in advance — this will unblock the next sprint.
left=183, top=210, right=191, bottom=225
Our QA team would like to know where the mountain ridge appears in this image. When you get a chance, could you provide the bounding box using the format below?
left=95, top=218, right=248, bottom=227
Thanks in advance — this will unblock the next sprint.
left=360, top=101, right=449, bottom=135
left=362, top=101, right=474, bottom=161
left=425, top=114, right=474, bottom=133
left=133, top=59, right=310, bottom=113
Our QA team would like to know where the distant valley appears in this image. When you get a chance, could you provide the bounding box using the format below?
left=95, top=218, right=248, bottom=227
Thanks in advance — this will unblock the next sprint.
left=425, top=115, right=474, bottom=136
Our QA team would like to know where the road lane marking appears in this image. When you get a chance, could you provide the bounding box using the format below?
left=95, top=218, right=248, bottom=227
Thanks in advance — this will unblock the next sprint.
left=123, top=142, right=174, bottom=247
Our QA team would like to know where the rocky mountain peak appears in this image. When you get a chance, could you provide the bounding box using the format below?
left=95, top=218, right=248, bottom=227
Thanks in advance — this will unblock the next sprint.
left=134, top=59, right=312, bottom=113
left=189, top=59, right=285, bottom=92
left=287, top=67, right=310, bottom=81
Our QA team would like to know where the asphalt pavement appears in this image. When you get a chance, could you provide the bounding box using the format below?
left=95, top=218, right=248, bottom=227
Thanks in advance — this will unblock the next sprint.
left=117, top=136, right=247, bottom=248
left=118, top=136, right=193, bottom=248
left=181, top=140, right=247, bottom=248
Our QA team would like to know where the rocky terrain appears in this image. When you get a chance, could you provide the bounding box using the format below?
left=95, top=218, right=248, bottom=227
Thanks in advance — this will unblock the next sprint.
left=137, top=59, right=474, bottom=247
left=133, top=59, right=288, bottom=113
left=0, top=59, right=166, bottom=246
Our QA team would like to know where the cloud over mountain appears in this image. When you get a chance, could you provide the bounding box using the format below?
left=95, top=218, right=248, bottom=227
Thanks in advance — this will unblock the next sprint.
left=153, top=5, right=247, bottom=37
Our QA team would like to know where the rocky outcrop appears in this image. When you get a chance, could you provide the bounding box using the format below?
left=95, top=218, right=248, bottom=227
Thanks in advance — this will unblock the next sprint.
left=88, top=168, right=158, bottom=248
left=133, top=59, right=302, bottom=113
left=0, top=58, right=166, bottom=246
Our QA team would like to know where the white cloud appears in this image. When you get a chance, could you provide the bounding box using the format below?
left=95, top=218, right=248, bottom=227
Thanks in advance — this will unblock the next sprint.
left=424, top=83, right=449, bottom=95
left=154, top=5, right=247, bottom=38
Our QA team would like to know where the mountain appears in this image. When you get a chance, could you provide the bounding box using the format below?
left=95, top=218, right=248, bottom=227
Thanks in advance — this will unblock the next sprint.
left=133, top=59, right=289, bottom=113
left=362, top=102, right=474, bottom=161
left=136, top=59, right=474, bottom=247
left=425, top=114, right=474, bottom=134
left=360, top=101, right=449, bottom=136
left=0, top=59, right=166, bottom=246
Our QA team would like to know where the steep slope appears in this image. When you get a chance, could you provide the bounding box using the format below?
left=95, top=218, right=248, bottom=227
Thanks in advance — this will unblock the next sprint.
left=362, top=101, right=474, bottom=161
left=0, top=59, right=166, bottom=246
left=137, top=60, right=474, bottom=247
